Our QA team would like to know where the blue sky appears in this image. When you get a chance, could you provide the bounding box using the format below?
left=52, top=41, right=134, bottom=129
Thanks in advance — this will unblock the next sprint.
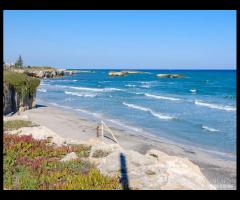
left=4, top=10, right=236, bottom=69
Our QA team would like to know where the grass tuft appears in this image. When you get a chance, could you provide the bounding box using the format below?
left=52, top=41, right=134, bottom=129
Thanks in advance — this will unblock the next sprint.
left=92, top=150, right=110, bottom=158
left=4, top=120, right=34, bottom=131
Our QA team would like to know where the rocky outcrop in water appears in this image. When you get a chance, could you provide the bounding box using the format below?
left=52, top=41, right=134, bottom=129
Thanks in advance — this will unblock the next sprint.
left=156, top=74, right=184, bottom=78
left=108, top=71, right=150, bottom=76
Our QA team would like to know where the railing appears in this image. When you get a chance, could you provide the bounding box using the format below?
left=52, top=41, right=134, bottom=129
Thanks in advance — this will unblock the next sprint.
left=96, top=121, right=120, bottom=145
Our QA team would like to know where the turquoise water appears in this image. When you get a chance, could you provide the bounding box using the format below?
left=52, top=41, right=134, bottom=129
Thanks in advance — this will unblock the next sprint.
left=37, top=70, right=236, bottom=155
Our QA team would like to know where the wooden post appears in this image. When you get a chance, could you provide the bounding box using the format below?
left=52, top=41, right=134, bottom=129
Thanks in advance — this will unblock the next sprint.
left=101, top=121, right=104, bottom=141
left=96, top=124, right=99, bottom=138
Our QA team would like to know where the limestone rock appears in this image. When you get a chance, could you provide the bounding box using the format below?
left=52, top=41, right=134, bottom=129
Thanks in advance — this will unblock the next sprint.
left=156, top=74, right=184, bottom=78
left=108, top=71, right=127, bottom=76
left=51, top=71, right=56, bottom=77
left=4, top=114, right=30, bottom=121
left=90, top=142, right=122, bottom=158
left=37, top=71, right=45, bottom=78
left=8, top=126, right=66, bottom=146
left=3, top=83, right=37, bottom=115
left=3, top=83, right=16, bottom=115
left=96, top=147, right=215, bottom=190
left=108, top=71, right=149, bottom=76
left=60, top=152, right=78, bottom=162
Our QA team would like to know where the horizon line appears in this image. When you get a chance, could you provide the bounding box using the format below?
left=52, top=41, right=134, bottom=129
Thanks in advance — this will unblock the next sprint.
left=63, top=68, right=236, bottom=70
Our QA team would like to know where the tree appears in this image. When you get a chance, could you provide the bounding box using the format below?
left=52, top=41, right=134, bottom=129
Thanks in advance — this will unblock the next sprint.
left=15, top=55, right=23, bottom=68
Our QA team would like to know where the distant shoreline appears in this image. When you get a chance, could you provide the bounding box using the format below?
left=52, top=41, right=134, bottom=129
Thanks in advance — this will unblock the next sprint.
left=65, top=68, right=236, bottom=71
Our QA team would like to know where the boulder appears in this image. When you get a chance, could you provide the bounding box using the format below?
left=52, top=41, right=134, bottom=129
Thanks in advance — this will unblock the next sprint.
left=45, top=72, right=51, bottom=78
left=60, top=152, right=78, bottom=162
left=51, top=71, right=56, bottom=77
left=36, top=71, right=45, bottom=78
left=96, top=147, right=215, bottom=190
left=90, top=142, right=122, bottom=158
left=57, top=70, right=65, bottom=76
left=7, top=126, right=66, bottom=146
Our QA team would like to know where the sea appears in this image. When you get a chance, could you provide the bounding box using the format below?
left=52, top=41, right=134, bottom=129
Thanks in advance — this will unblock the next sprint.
left=36, top=69, right=236, bottom=157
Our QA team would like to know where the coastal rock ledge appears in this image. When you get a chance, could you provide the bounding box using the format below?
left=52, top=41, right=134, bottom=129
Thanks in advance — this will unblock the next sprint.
left=91, top=145, right=216, bottom=190
left=3, top=71, right=40, bottom=115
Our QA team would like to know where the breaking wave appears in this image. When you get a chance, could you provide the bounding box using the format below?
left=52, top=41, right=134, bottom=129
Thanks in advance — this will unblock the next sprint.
left=64, top=91, right=96, bottom=97
left=202, top=125, right=220, bottom=132
left=194, top=100, right=236, bottom=111
left=122, top=102, right=175, bottom=120
left=37, top=88, right=47, bottom=93
left=144, top=93, right=181, bottom=101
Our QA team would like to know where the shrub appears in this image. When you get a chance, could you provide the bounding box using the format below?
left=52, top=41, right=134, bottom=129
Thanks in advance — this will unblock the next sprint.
left=4, top=70, right=40, bottom=98
left=3, top=134, right=120, bottom=190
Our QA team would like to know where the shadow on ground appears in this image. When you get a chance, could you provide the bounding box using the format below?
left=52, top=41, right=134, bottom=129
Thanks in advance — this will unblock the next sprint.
left=120, top=152, right=130, bottom=190
left=36, top=104, right=48, bottom=108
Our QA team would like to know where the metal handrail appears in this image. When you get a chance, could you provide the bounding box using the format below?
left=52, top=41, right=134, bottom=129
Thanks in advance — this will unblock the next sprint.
left=97, top=121, right=120, bottom=145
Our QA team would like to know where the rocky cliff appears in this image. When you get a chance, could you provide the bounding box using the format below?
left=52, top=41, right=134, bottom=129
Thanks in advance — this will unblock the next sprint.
left=3, top=71, right=40, bottom=115
left=24, top=68, right=65, bottom=78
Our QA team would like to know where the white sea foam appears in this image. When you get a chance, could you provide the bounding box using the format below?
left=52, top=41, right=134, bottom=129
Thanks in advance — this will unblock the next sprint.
left=50, top=79, right=78, bottom=83
left=37, top=88, right=47, bottom=93
left=125, top=84, right=136, bottom=87
left=123, top=102, right=175, bottom=120
left=194, top=100, right=236, bottom=111
left=49, top=102, right=72, bottom=110
left=69, top=86, right=124, bottom=92
left=139, top=81, right=152, bottom=88
left=104, top=88, right=124, bottom=92
left=107, top=119, right=142, bottom=132
left=49, top=102, right=101, bottom=118
left=41, top=84, right=124, bottom=93
left=202, top=125, right=220, bottom=132
left=63, top=98, right=74, bottom=102
left=64, top=91, right=96, bottom=97
left=144, top=93, right=180, bottom=101
left=40, top=83, right=50, bottom=86
left=75, top=108, right=102, bottom=118
left=190, top=89, right=197, bottom=93
left=140, top=84, right=151, bottom=88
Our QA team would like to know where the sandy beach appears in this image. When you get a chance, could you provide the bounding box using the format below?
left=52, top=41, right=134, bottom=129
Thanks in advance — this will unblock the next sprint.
left=8, top=104, right=236, bottom=190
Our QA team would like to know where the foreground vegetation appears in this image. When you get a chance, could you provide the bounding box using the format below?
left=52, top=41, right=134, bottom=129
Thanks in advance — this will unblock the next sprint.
left=4, top=120, right=35, bottom=131
left=4, top=133, right=121, bottom=190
